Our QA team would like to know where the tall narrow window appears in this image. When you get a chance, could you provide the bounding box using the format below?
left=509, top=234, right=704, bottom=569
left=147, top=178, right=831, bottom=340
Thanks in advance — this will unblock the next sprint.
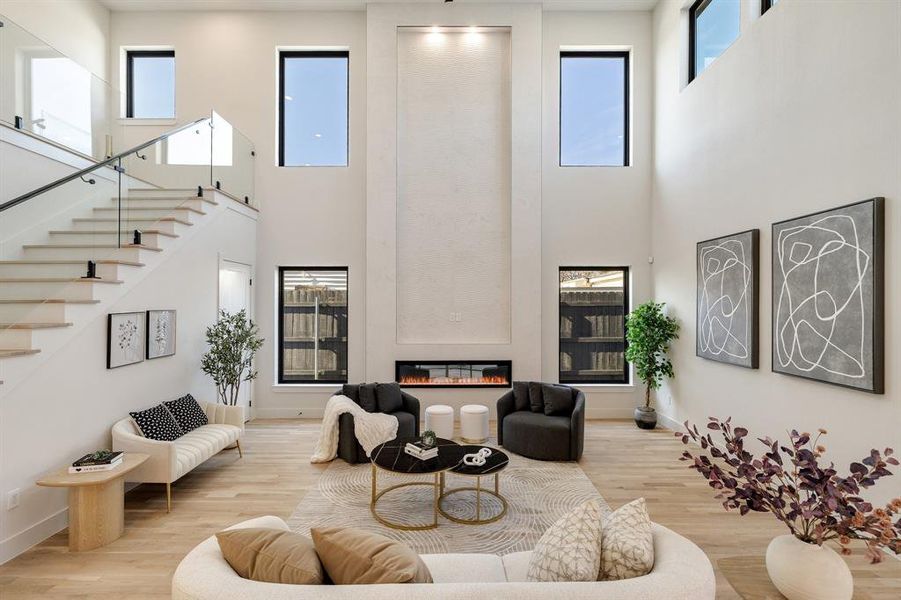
left=689, top=0, right=740, bottom=82
left=278, top=267, right=348, bottom=384
left=559, top=267, right=629, bottom=385
left=279, top=51, right=349, bottom=167
left=126, top=50, right=175, bottom=118
left=559, top=51, right=629, bottom=167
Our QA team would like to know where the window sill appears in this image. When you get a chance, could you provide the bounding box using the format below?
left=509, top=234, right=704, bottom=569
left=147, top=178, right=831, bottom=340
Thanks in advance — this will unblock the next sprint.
left=271, top=384, right=341, bottom=394
left=572, top=384, right=635, bottom=393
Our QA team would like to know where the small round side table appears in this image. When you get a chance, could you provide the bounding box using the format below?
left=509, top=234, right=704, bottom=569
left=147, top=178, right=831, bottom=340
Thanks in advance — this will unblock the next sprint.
left=438, top=445, right=509, bottom=525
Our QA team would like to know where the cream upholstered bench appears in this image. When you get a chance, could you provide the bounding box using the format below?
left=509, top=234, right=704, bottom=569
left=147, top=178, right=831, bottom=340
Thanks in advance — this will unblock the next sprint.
left=112, top=402, right=244, bottom=511
left=460, top=404, right=489, bottom=443
left=172, top=515, right=716, bottom=599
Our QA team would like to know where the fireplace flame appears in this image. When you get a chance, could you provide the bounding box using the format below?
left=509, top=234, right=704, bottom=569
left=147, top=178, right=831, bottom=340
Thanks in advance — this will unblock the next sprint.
left=399, top=375, right=509, bottom=385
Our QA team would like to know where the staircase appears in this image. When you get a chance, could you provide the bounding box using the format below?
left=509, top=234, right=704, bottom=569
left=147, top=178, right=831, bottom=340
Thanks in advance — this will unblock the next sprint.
left=0, top=190, right=221, bottom=361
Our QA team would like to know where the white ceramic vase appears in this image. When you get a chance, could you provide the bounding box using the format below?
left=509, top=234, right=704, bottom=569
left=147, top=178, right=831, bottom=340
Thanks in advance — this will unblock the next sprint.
left=765, top=534, right=853, bottom=600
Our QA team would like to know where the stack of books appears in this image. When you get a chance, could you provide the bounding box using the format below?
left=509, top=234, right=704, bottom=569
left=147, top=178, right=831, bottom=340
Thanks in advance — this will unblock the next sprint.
left=68, top=451, right=124, bottom=474
left=404, top=441, right=438, bottom=461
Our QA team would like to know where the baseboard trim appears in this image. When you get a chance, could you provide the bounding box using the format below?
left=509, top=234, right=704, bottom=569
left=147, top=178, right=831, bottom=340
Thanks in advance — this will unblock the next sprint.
left=253, top=407, right=326, bottom=420
left=656, top=411, right=682, bottom=432
left=0, top=507, right=67, bottom=565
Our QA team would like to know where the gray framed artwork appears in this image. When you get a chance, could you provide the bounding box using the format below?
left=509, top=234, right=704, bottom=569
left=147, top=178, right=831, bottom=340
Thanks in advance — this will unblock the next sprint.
left=107, top=311, right=146, bottom=369
left=146, top=309, right=176, bottom=359
left=772, top=198, right=885, bottom=393
left=696, top=229, right=759, bottom=368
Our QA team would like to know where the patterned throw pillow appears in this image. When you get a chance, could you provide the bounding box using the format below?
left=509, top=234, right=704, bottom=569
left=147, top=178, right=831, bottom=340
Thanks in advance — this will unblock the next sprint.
left=163, top=394, right=209, bottom=433
left=526, top=499, right=603, bottom=582
left=598, top=498, right=655, bottom=581
left=129, top=404, right=184, bottom=441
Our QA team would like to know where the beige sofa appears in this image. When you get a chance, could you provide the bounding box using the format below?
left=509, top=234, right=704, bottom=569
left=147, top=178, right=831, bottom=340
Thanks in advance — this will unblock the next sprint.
left=112, top=402, right=244, bottom=511
left=172, top=515, right=716, bottom=599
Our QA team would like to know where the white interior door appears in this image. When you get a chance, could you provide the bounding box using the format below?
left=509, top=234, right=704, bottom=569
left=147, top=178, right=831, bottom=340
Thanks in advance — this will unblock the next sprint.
left=218, top=260, right=253, bottom=419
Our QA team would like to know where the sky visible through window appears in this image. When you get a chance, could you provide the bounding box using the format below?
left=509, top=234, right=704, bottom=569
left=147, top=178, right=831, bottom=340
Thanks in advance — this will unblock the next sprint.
left=130, top=54, right=175, bottom=118
left=560, top=54, right=626, bottom=166
left=282, top=55, right=348, bottom=166
left=695, top=0, right=740, bottom=77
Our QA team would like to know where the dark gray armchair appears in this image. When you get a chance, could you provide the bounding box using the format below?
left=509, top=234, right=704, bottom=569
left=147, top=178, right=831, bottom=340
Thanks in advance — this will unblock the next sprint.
left=497, top=381, right=584, bottom=461
left=336, top=383, right=420, bottom=464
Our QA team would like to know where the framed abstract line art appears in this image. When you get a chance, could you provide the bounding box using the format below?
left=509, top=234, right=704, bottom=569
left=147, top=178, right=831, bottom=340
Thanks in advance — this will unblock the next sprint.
left=772, top=198, right=885, bottom=393
left=107, top=311, right=146, bottom=369
left=696, top=229, right=759, bottom=368
left=146, top=309, right=177, bottom=359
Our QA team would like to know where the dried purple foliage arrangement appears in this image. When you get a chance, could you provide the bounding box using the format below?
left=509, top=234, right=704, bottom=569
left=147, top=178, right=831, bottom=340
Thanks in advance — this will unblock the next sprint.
left=678, top=417, right=901, bottom=563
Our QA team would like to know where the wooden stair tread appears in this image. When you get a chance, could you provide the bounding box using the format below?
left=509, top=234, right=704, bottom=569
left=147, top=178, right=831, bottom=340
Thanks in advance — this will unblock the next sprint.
left=0, top=259, right=145, bottom=266
left=0, top=322, right=73, bottom=329
left=112, top=196, right=218, bottom=205
left=0, top=299, right=101, bottom=304
left=22, top=244, right=163, bottom=252
left=94, top=206, right=206, bottom=215
left=0, top=278, right=124, bottom=284
left=74, top=217, right=193, bottom=226
left=0, top=349, right=41, bottom=358
left=49, top=229, right=179, bottom=238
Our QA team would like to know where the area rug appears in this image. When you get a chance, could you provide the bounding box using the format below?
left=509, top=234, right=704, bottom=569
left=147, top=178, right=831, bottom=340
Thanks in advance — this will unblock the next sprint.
left=288, top=439, right=608, bottom=555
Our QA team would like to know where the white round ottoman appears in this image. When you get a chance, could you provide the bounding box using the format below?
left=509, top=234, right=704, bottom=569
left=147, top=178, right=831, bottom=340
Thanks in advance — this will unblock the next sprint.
left=425, top=404, right=454, bottom=440
left=460, top=404, right=489, bottom=443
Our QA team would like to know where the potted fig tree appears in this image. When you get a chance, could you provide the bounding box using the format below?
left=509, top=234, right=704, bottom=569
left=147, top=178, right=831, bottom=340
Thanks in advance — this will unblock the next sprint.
left=625, top=301, right=679, bottom=429
left=201, top=309, right=263, bottom=417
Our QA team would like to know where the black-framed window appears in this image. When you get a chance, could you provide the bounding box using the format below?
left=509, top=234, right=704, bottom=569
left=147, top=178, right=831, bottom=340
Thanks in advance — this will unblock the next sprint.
left=559, top=51, right=629, bottom=167
left=559, top=267, right=629, bottom=385
left=126, top=50, right=175, bottom=118
left=278, top=267, right=348, bottom=384
left=278, top=50, right=349, bottom=167
left=688, top=0, right=740, bottom=82
left=761, top=0, right=778, bottom=14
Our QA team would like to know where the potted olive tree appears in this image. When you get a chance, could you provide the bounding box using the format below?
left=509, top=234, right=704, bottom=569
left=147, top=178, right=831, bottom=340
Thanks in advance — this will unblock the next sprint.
left=625, top=301, right=679, bottom=429
left=201, top=309, right=263, bottom=413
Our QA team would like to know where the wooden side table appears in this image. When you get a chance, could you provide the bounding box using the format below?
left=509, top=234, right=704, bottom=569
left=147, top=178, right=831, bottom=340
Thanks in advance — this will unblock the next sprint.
left=37, top=453, right=149, bottom=551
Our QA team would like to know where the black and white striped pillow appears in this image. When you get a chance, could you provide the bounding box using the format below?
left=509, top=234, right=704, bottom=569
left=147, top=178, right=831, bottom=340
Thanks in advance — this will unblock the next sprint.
left=163, top=394, right=209, bottom=433
left=130, top=404, right=184, bottom=441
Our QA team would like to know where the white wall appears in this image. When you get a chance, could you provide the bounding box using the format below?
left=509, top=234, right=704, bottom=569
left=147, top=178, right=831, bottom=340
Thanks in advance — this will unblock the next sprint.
left=651, top=0, right=901, bottom=505
left=0, top=197, right=257, bottom=563
left=0, top=0, right=110, bottom=80
left=541, top=11, right=653, bottom=416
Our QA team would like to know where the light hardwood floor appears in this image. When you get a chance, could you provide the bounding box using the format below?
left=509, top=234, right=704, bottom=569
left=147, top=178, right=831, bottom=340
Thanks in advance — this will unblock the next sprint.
left=1, top=419, right=898, bottom=598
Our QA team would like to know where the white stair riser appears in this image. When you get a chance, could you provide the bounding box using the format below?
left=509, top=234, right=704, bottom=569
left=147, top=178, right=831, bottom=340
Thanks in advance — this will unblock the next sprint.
left=0, top=263, right=127, bottom=279
left=93, top=208, right=200, bottom=222
left=22, top=246, right=152, bottom=262
left=71, top=220, right=182, bottom=234
left=112, top=198, right=206, bottom=211
left=0, top=282, right=100, bottom=301
left=0, top=302, right=67, bottom=323
left=0, top=329, right=32, bottom=349
left=49, top=232, right=165, bottom=248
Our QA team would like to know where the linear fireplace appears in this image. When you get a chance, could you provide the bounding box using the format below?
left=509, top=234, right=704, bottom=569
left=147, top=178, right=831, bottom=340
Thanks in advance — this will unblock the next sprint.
left=395, top=360, right=512, bottom=388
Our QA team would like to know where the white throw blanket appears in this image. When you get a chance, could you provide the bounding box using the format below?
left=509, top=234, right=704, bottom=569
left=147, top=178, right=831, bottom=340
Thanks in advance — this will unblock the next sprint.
left=310, top=395, right=399, bottom=463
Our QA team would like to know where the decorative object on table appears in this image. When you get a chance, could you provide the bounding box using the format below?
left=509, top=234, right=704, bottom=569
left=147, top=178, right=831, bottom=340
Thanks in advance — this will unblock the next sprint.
left=462, top=447, right=492, bottom=467
left=696, top=229, right=759, bottom=368
left=146, top=309, right=176, bottom=359
left=420, top=429, right=437, bottom=449
left=678, top=417, right=900, bottom=600
left=625, top=302, right=679, bottom=429
left=107, top=311, right=146, bottom=369
left=772, top=198, right=885, bottom=393
left=404, top=440, right=438, bottom=461
left=201, top=309, right=264, bottom=405
left=69, top=450, right=124, bottom=474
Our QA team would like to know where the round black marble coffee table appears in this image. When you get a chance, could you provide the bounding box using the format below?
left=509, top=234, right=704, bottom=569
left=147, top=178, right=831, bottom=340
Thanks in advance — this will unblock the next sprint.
left=438, top=444, right=509, bottom=525
left=369, top=437, right=466, bottom=531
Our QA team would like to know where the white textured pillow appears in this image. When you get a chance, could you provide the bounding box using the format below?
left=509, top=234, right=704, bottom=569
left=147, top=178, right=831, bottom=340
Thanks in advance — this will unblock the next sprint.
left=526, top=499, right=603, bottom=582
left=598, top=497, right=654, bottom=581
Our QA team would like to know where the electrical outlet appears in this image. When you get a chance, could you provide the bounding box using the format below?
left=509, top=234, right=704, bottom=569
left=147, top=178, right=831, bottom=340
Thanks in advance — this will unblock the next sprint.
left=7, top=488, right=20, bottom=510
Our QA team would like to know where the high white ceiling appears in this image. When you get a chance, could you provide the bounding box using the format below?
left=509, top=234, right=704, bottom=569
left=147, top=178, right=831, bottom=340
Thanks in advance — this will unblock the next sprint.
left=99, top=0, right=658, bottom=12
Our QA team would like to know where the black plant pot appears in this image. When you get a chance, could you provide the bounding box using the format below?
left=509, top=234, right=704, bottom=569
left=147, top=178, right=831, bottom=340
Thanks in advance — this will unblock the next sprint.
left=634, top=406, right=657, bottom=430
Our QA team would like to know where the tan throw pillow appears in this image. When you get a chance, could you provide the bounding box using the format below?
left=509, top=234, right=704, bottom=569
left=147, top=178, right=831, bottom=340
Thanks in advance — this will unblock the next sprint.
left=598, top=498, right=654, bottom=581
left=311, top=527, right=432, bottom=584
left=526, top=499, right=603, bottom=582
left=216, top=528, right=324, bottom=585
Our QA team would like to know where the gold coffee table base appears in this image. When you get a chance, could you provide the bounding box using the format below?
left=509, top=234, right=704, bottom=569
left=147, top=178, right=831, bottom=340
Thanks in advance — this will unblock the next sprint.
left=438, top=472, right=508, bottom=525
left=369, top=463, right=441, bottom=531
